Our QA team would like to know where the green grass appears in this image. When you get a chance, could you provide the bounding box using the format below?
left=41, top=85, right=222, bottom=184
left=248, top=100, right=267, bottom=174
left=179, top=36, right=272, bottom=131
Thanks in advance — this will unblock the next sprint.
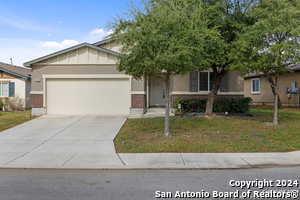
left=0, top=110, right=38, bottom=132
left=114, top=106, right=300, bottom=153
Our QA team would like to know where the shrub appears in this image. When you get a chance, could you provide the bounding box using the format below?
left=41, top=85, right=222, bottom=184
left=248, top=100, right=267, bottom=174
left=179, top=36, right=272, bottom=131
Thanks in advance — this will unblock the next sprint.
left=214, top=97, right=252, bottom=113
left=175, top=97, right=252, bottom=114
left=4, top=94, right=26, bottom=111
left=175, top=97, right=207, bottom=113
left=239, top=97, right=253, bottom=113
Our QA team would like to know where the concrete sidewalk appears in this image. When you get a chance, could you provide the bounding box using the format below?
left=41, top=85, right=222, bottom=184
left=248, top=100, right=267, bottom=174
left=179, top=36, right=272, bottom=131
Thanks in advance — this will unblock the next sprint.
left=116, top=151, right=300, bottom=169
left=1, top=151, right=300, bottom=169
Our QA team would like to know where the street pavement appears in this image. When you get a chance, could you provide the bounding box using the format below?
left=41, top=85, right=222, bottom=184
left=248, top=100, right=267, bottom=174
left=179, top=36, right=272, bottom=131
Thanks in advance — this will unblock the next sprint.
left=1, top=167, right=299, bottom=200
left=0, top=115, right=299, bottom=169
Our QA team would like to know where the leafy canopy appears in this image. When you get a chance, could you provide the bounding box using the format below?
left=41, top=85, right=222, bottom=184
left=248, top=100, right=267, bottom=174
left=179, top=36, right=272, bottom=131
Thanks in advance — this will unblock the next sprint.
left=232, top=0, right=300, bottom=75
left=196, top=0, right=259, bottom=71
left=106, top=0, right=218, bottom=80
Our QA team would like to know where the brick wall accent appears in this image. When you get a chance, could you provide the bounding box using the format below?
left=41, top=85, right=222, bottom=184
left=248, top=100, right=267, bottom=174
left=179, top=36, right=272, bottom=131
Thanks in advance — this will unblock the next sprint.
left=31, top=94, right=43, bottom=108
left=172, top=94, right=244, bottom=106
left=132, top=94, right=144, bottom=108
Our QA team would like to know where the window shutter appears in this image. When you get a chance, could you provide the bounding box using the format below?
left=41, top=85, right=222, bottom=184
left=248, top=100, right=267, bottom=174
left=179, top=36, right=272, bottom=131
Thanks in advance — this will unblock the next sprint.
left=9, top=82, right=15, bottom=97
left=189, top=72, right=198, bottom=92
left=220, top=73, right=228, bottom=92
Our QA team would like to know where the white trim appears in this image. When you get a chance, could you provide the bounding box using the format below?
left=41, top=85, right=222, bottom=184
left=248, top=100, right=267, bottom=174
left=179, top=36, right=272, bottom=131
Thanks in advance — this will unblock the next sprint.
left=43, top=77, right=46, bottom=107
left=172, top=91, right=245, bottom=95
left=42, top=74, right=131, bottom=79
left=251, top=78, right=260, bottom=94
left=131, top=91, right=145, bottom=94
left=30, top=91, right=43, bottom=95
left=129, top=77, right=132, bottom=108
left=0, top=82, right=9, bottom=97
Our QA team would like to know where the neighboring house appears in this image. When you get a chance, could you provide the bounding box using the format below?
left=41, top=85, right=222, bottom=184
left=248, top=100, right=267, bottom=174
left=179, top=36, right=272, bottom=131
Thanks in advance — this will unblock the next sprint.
left=0, top=62, right=31, bottom=108
left=24, top=39, right=244, bottom=116
left=244, top=63, right=300, bottom=106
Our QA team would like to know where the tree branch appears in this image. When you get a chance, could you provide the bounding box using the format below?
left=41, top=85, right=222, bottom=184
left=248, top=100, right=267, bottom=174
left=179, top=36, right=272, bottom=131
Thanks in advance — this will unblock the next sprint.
left=265, top=74, right=276, bottom=88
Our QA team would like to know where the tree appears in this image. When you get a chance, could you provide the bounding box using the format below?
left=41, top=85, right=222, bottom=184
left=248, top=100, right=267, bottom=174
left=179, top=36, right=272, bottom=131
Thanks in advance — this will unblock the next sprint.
left=106, top=0, right=215, bottom=136
left=233, top=0, right=300, bottom=125
left=197, top=0, right=259, bottom=116
left=266, top=74, right=283, bottom=109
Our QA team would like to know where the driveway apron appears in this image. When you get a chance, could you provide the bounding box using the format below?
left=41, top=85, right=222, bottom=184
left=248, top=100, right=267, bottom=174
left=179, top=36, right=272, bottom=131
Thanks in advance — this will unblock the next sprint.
left=0, top=115, right=127, bottom=166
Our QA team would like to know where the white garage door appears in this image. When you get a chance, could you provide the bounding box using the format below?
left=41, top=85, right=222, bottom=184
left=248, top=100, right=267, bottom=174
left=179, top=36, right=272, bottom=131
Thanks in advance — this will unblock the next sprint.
left=46, top=78, right=129, bottom=114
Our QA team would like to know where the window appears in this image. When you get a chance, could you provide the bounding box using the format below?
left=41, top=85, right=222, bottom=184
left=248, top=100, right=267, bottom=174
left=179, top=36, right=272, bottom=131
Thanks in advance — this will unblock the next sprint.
left=0, top=82, right=9, bottom=97
left=189, top=72, right=228, bottom=92
left=199, top=72, right=215, bottom=91
left=251, top=78, right=260, bottom=93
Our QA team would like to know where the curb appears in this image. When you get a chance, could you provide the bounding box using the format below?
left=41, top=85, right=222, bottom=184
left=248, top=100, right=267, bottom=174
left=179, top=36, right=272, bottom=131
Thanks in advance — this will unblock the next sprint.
left=1, top=164, right=299, bottom=170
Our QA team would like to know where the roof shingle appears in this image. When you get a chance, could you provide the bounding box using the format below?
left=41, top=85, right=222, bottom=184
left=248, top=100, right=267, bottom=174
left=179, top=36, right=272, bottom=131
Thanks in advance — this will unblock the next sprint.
left=0, top=62, right=31, bottom=78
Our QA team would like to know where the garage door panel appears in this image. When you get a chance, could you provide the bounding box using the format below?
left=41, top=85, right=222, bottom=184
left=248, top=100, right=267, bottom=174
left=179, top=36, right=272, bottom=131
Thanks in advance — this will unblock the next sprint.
left=98, top=96, right=109, bottom=104
left=94, top=88, right=108, bottom=94
left=47, top=78, right=129, bottom=114
left=109, top=88, right=119, bottom=95
left=88, top=97, right=99, bottom=104
left=119, top=89, right=128, bottom=95
left=109, top=98, right=120, bottom=104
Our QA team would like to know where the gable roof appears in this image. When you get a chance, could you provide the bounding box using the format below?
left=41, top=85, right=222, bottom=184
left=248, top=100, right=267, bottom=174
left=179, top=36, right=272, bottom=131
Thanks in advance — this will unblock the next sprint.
left=245, top=62, right=300, bottom=78
left=0, top=62, right=31, bottom=79
left=93, top=38, right=113, bottom=46
left=290, top=62, right=300, bottom=71
left=24, top=42, right=120, bottom=67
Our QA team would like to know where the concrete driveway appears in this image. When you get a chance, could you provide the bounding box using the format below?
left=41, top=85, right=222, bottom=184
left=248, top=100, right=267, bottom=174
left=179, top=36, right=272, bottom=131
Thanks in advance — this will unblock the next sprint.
left=0, top=115, right=127, bottom=167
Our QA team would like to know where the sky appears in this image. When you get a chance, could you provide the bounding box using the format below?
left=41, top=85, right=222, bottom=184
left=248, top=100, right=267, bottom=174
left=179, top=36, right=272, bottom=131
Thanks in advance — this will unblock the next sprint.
left=0, top=0, right=141, bottom=67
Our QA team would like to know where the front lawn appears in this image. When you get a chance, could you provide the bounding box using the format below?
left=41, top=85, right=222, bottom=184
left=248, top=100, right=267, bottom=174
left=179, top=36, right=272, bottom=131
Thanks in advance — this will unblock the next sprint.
left=115, top=106, right=300, bottom=153
left=0, top=110, right=37, bottom=132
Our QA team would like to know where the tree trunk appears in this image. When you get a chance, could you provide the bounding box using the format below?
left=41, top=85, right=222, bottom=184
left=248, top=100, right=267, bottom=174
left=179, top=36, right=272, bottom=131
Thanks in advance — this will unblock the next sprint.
left=266, top=74, right=283, bottom=109
left=273, top=93, right=278, bottom=125
left=164, top=71, right=170, bottom=137
left=205, top=71, right=226, bottom=116
left=205, top=88, right=218, bottom=116
left=273, top=73, right=279, bottom=125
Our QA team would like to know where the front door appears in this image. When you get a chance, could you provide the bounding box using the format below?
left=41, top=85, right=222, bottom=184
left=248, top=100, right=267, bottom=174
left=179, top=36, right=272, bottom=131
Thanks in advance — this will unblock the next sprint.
left=150, top=76, right=165, bottom=107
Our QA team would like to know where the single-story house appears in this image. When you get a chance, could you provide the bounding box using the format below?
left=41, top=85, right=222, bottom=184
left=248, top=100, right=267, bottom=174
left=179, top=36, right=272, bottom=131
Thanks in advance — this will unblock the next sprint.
left=24, top=39, right=244, bottom=116
left=0, top=62, right=31, bottom=108
left=244, top=63, right=300, bottom=106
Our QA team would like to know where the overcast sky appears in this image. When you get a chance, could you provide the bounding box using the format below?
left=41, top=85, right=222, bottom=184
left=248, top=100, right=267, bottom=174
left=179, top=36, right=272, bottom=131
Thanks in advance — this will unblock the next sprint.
left=0, top=0, right=140, bottom=67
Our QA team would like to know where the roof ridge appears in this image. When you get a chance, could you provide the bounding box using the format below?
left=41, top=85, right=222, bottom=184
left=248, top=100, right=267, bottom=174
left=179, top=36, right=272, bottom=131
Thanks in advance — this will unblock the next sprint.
left=0, top=62, right=30, bottom=69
